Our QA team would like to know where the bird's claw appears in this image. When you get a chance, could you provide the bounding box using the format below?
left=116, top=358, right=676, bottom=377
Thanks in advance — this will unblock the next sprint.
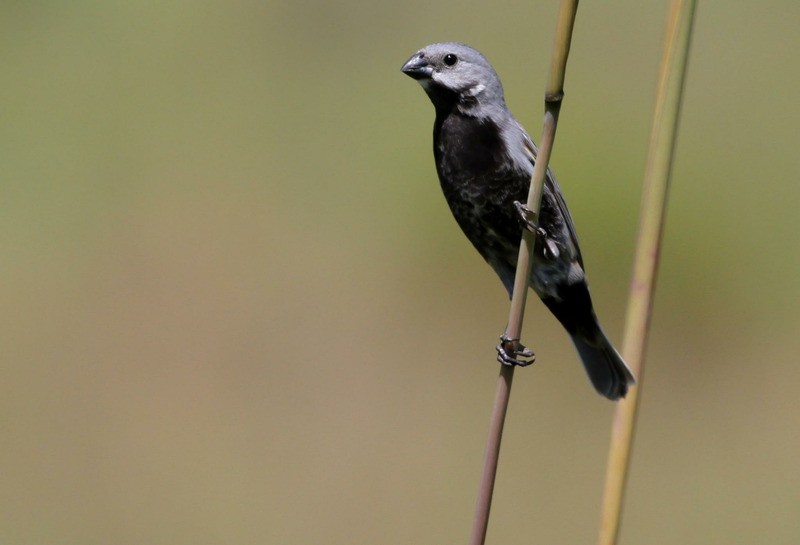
left=513, top=201, right=547, bottom=238
left=496, top=334, right=536, bottom=367
left=513, top=201, right=560, bottom=259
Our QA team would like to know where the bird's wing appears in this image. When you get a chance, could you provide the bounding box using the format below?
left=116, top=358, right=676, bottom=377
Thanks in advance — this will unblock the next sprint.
left=520, top=129, right=585, bottom=267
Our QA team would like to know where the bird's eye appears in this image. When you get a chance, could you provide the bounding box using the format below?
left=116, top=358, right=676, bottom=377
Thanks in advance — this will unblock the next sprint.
left=443, top=54, right=458, bottom=66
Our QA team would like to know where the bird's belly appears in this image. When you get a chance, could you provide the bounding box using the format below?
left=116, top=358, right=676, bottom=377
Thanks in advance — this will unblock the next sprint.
left=530, top=258, right=574, bottom=299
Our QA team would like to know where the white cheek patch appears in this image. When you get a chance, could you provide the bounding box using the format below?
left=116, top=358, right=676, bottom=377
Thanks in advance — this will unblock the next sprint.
left=467, top=83, right=486, bottom=97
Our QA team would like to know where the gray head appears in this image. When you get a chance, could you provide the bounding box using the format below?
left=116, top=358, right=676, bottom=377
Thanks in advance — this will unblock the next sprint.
left=401, top=42, right=507, bottom=115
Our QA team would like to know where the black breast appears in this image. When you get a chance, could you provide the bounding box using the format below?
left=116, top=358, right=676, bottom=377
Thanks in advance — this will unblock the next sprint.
left=433, top=112, right=509, bottom=185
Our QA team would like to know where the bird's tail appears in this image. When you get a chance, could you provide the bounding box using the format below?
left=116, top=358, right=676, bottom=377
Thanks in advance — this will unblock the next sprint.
left=571, top=328, right=635, bottom=400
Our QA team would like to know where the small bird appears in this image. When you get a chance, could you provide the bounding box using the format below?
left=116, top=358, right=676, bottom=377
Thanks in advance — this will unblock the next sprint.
left=401, top=42, right=635, bottom=399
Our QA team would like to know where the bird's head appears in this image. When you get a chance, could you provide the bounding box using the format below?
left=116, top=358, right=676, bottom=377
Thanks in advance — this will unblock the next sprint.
left=401, top=42, right=506, bottom=114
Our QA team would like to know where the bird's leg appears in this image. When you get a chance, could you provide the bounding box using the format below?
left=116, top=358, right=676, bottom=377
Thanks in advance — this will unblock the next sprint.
left=513, top=201, right=546, bottom=238
left=496, top=333, right=536, bottom=367
left=513, top=201, right=560, bottom=260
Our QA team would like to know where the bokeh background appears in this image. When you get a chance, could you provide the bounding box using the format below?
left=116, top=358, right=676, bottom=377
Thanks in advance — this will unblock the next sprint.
left=2, top=1, right=798, bottom=544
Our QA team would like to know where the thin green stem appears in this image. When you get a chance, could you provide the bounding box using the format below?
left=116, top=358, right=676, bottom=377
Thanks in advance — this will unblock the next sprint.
left=469, top=364, right=514, bottom=545
left=468, top=2, right=579, bottom=545
left=504, top=0, right=578, bottom=346
left=597, top=2, right=696, bottom=544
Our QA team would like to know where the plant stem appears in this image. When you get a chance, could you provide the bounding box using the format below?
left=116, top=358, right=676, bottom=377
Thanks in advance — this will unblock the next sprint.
left=504, top=1, right=578, bottom=345
left=468, top=2, right=579, bottom=545
left=469, top=364, right=514, bottom=545
left=596, top=2, right=696, bottom=544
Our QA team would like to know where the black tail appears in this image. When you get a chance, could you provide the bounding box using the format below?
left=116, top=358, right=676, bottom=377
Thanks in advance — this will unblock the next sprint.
left=571, top=329, right=635, bottom=400
left=540, top=280, right=635, bottom=400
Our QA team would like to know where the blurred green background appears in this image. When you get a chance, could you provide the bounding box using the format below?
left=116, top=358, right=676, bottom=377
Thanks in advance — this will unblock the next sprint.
left=2, top=1, right=798, bottom=544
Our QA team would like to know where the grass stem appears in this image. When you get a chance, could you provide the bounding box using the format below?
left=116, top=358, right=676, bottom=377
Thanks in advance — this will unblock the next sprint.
left=596, top=2, right=696, bottom=544
left=468, top=2, right=579, bottom=544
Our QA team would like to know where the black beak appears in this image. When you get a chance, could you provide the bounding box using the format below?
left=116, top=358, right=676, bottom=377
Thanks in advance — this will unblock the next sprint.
left=401, top=54, right=433, bottom=80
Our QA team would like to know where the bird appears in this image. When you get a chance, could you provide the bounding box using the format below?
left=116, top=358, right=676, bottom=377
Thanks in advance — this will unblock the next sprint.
left=401, top=42, right=635, bottom=399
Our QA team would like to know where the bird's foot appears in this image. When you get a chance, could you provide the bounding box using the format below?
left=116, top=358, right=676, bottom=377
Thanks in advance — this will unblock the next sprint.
left=496, top=334, right=536, bottom=367
left=513, top=201, right=547, bottom=238
left=513, top=201, right=560, bottom=260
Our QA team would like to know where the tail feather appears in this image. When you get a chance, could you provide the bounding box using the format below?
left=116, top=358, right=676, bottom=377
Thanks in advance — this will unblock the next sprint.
left=571, top=330, right=635, bottom=400
left=539, top=279, right=636, bottom=399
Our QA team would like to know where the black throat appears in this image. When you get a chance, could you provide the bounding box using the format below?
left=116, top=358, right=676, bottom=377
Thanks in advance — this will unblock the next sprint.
left=433, top=108, right=508, bottom=185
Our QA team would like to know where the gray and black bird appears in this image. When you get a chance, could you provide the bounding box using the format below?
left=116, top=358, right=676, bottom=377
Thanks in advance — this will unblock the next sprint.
left=401, top=42, right=635, bottom=399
